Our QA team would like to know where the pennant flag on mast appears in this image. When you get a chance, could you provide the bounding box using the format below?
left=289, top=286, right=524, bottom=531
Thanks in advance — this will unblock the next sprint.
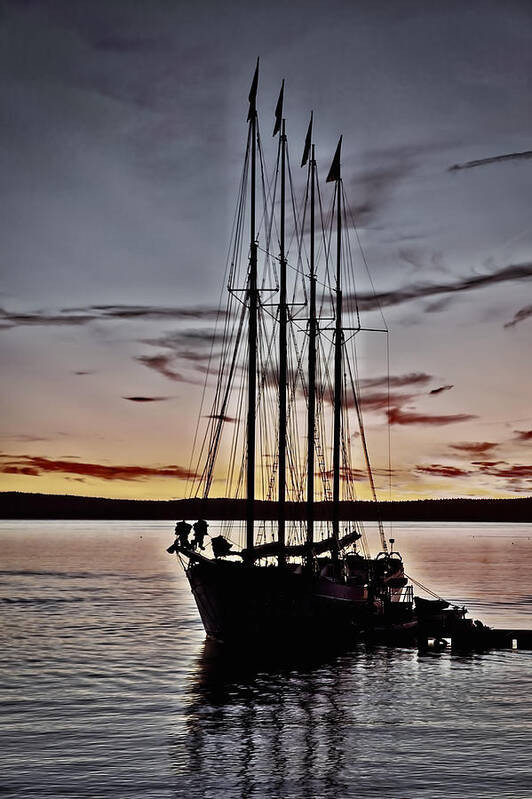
left=326, top=135, right=342, bottom=182
left=301, top=111, right=313, bottom=167
left=247, top=58, right=259, bottom=121
left=273, top=80, right=284, bottom=136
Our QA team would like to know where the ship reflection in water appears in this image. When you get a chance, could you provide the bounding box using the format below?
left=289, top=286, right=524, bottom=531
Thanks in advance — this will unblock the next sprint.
left=170, top=638, right=532, bottom=799
left=173, top=640, right=349, bottom=798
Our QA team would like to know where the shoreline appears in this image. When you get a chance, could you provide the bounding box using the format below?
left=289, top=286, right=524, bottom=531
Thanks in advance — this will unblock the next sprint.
left=1, top=492, right=531, bottom=523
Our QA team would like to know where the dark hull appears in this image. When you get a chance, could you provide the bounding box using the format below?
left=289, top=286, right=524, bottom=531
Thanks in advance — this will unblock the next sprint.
left=184, top=554, right=411, bottom=643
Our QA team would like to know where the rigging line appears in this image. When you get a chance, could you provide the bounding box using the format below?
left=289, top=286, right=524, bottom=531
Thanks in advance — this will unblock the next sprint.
left=345, top=349, right=387, bottom=553
left=285, top=148, right=309, bottom=304
left=259, top=129, right=281, bottom=288
left=345, top=196, right=389, bottom=333
left=256, top=121, right=281, bottom=285
left=340, top=183, right=361, bottom=331
left=340, top=378, right=370, bottom=557
left=316, top=334, right=334, bottom=503
left=343, top=180, right=394, bottom=532
left=225, top=329, right=248, bottom=496
left=200, top=301, right=248, bottom=498
left=228, top=129, right=252, bottom=288
left=288, top=323, right=307, bottom=504
left=287, top=171, right=308, bottom=307
left=386, top=332, right=393, bottom=511
left=404, top=574, right=446, bottom=601
left=256, top=306, right=281, bottom=498
left=186, top=128, right=250, bottom=499
left=226, top=368, right=246, bottom=498
left=298, top=159, right=311, bottom=272
left=194, top=287, right=243, bottom=481
left=255, top=245, right=331, bottom=292
left=190, top=291, right=241, bottom=497
left=316, top=174, right=336, bottom=315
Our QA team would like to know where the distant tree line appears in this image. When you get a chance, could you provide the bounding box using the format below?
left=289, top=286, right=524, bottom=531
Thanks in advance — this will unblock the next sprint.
left=1, top=492, right=531, bottom=522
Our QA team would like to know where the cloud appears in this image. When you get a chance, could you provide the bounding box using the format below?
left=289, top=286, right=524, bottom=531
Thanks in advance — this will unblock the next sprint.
left=91, top=305, right=226, bottom=321
left=416, top=464, right=471, bottom=478
left=122, top=396, right=170, bottom=402
left=429, top=385, right=453, bottom=395
left=514, top=430, right=532, bottom=442
left=0, top=454, right=198, bottom=482
left=0, top=308, right=98, bottom=329
left=346, top=142, right=445, bottom=227
left=177, top=350, right=220, bottom=363
left=346, top=262, right=532, bottom=313
left=135, top=354, right=188, bottom=382
left=504, top=305, right=532, bottom=329
left=205, top=413, right=236, bottom=423
left=360, top=372, right=432, bottom=390
left=141, top=328, right=227, bottom=351
left=74, top=370, right=95, bottom=376
left=477, top=463, right=532, bottom=480
left=450, top=441, right=498, bottom=455
left=0, top=304, right=225, bottom=329
left=387, top=407, right=476, bottom=426
left=358, top=391, right=417, bottom=412
left=449, top=150, right=532, bottom=172
left=350, top=373, right=459, bottom=419
left=469, top=460, right=532, bottom=492
left=0, top=433, right=51, bottom=442
left=348, top=161, right=412, bottom=226
left=321, top=466, right=368, bottom=482
left=471, top=460, right=506, bottom=467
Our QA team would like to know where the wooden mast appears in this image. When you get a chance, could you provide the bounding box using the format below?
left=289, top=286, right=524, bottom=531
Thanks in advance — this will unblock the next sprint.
left=278, top=115, right=287, bottom=566
left=246, top=61, right=259, bottom=556
left=330, top=137, right=343, bottom=558
left=306, top=142, right=316, bottom=566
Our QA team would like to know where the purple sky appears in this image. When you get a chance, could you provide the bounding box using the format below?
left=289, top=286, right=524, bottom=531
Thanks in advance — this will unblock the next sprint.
left=1, top=0, right=531, bottom=499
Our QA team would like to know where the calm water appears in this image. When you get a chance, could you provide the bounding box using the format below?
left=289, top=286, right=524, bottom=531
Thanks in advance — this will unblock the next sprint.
left=1, top=521, right=531, bottom=798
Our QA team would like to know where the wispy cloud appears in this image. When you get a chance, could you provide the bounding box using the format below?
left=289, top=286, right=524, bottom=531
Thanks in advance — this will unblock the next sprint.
left=0, top=454, right=198, bottom=482
left=449, top=150, right=532, bottom=172
left=141, top=328, right=227, bottom=351
left=359, top=372, right=432, bottom=390
left=322, top=466, right=368, bottom=482
left=347, top=142, right=446, bottom=227
left=205, top=413, right=236, bottom=423
left=348, top=162, right=412, bottom=227
left=429, top=385, right=453, bottom=395
left=450, top=441, right=498, bottom=455
left=122, top=396, right=170, bottom=402
left=504, top=304, right=532, bottom=329
left=416, top=464, right=471, bottom=478
left=0, top=304, right=224, bottom=329
left=90, top=305, right=226, bottom=321
left=387, top=407, right=476, bottom=426
left=514, top=430, right=532, bottom=442
left=0, top=309, right=98, bottom=329
left=347, top=262, right=532, bottom=313
left=0, top=433, right=51, bottom=443
left=134, top=354, right=188, bottom=382
left=476, top=460, right=532, bottom=493
left=358, top=391, right=417, bottom=412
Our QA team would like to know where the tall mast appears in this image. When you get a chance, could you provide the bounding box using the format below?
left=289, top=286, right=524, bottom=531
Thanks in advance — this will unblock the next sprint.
left=277, top=115, right=287, bottom=566
left=328, top=136, right=343, bottom=555
left=246, top=60, right=259, bottom=555
left=306, top=141, right=316, bottom=564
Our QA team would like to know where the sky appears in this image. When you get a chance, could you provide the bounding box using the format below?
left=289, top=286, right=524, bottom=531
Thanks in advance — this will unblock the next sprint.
left=1, top=0, right=531, bottom=501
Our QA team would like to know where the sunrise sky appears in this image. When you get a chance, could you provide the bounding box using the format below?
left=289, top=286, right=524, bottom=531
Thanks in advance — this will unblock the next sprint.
left=1, top=0, right=531, bottom=501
